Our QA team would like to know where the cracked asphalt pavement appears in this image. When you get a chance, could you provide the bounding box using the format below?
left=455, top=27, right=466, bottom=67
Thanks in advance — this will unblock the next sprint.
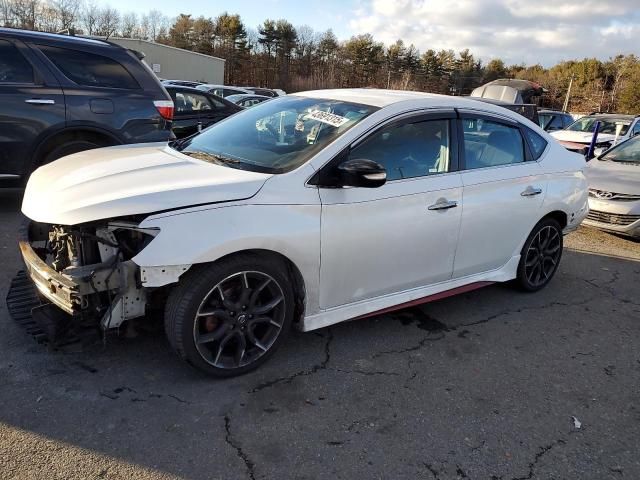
left=1, top=192, right=639, bottom=480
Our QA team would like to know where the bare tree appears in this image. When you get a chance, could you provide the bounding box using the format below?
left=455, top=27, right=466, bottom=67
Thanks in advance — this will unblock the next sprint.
left=148, top=9, right=163, bottom=41
left=39, top=2, right=61, bottom=31
left=82, top=1, right=99, bottom=35
left=138, top=13, right=149, bottom=40
left=1, top=0, right=14, bottom=27
left=10, top=0, right=39, bottom=30
left=95, top=6, right=119, bottom=39
left=120, top=11, right=137, bottom=38
left=51, top=0, right=81, bottom=31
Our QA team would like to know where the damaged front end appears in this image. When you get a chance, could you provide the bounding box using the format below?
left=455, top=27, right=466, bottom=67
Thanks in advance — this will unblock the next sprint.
left=18, top=218, right=159, bottom=333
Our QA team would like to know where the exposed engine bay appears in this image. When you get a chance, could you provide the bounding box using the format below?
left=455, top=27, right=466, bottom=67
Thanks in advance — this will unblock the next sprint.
left=21, top=219, right=158, bottom=330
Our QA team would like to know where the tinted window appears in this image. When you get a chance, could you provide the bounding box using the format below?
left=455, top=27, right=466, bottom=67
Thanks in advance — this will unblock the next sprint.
left=208, top=95, right=226, bottom=108
left=0, top=40, right=33, bottom=83
left=224, top=88, right=245, bottom=97
left=632, top=121, right=640, bottom=136
left=562, top=115, right=574, bottom=128
left=39, top=45, right=139, bottom=89
left=173, top=91, right=212, bottom=113
left=523, top=127, right=548, bottom=160
left=549, top=115, right=564, bottom=129
left=462, top=118, right=525, bottom=169
left=350, top=119, right=450, bottom=181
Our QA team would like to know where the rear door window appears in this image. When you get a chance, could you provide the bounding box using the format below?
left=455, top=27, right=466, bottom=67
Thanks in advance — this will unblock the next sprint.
left=462, top=118, right=525, bottom=169
left=523, top=127, right=548, bottom=160
left=38, top=45, right=139, bottom=89
left=0, top=40, right=34, bottom=84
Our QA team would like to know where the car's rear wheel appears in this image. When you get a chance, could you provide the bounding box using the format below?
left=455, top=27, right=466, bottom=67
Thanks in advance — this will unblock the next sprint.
left=43, top=140, right=102, bottom=165
left=515, top=218, right=563, bottom=292
left=164, top=254, right=294, bottom=377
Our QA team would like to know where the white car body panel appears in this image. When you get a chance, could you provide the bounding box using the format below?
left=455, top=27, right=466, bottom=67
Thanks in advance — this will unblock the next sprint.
left=454, top=161, right=546, bottom=277
left=22, top=143, right=271, bottom=225
left=319, top=172, right=463, bottom=308
left=583, top=158, right=640, bottom=237
left=21, top=89, right=589, bottom=332
left=551, top=130, right=617, bottom=145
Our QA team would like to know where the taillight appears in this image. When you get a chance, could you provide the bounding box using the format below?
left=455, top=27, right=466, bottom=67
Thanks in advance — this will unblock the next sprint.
left=154, top=100, right=174, bottom=120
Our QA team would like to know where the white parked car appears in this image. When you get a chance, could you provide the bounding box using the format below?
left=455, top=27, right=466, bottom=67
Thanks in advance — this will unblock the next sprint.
left=19, top=89, right=588, bottom=376
left=551, top=113, right=640, bottom=155
left=584, top=135, right=640, bottom=237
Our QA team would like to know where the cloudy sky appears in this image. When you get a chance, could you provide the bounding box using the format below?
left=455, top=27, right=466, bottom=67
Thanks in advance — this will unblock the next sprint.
left=108, top=0, right=640, bottom=66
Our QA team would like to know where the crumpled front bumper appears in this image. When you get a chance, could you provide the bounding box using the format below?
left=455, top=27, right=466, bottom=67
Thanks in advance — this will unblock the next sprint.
left=18, top=223, right=123, bottom=316
left=19, top=231, right=80, bottom=315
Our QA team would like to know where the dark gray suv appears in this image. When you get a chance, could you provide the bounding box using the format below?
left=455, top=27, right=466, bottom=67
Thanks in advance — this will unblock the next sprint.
left=0, top=28, right=173, bottom=187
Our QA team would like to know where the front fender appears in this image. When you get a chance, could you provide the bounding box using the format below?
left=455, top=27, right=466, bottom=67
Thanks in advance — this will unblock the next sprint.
left=133, top=203, right=321, bottom=314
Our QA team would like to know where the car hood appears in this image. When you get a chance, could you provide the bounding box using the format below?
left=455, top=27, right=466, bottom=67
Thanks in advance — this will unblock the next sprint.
left=551, top=130, right=617, bottom=144
left=585, top=159, right=640, bottom=194
left=22, top=143, right=271, bottom=225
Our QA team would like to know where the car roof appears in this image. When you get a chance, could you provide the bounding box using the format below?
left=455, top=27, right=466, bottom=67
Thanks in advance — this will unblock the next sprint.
left=586, top=113, right=636, bottom=120
left=295, top=88, right=537, bottom=119
left=0, top=27, right=111, bottom=46
left=200, top=84, right=248, bottom=89
left=227, top=94, right=269, bottom=99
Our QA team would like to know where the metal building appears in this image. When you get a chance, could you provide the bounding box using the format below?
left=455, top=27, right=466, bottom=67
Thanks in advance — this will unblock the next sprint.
left=106, top=38, right=225, bottom=84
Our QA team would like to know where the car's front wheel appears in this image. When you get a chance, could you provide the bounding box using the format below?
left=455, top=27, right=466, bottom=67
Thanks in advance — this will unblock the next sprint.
left=515, top=217, right=563, bottom=292
left=165, top=254, right=294, bottom=376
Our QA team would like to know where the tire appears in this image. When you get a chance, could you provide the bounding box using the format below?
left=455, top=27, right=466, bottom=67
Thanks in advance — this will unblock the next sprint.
left=42, top=140, right=102, bottom=165
left=515, top=217, right=563, bottom=292
left=164, top=254, right=295, bottom=377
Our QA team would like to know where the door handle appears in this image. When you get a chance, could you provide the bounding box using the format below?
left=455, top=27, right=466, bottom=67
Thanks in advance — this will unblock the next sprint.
left=25, top=99, right=55, bottom=105
left=521, top=187, right=543, bottom=197
left=428, top=199, right=458, bottom=211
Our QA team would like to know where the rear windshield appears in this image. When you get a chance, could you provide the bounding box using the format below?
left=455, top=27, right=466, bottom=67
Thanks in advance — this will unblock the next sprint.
left=174, top=96, right=378, bottom=174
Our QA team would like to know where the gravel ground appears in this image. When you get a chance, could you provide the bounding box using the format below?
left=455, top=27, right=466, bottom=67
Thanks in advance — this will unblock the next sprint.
left=1, top=192, right=639, bottom=480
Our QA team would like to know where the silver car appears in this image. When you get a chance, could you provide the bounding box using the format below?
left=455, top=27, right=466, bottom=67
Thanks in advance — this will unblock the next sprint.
left=584, top=136, right=640, bottom=237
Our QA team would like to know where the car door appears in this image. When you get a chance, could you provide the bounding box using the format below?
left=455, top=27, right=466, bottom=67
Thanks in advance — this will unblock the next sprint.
left=317, top=111, right=463, bottom=309
left=0, top=38, right=65, bottom=181
left=453, top=111, right=547, bottom=278
left=34, top=43, right=167, bottom=144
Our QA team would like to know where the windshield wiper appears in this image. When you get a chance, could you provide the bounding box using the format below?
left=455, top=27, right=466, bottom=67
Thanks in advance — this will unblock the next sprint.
left=181, top=150, right=241, bottom=166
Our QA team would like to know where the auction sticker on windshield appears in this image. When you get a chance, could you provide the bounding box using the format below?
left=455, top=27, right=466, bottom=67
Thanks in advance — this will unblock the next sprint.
left=305, top=110, right=350, bottom=127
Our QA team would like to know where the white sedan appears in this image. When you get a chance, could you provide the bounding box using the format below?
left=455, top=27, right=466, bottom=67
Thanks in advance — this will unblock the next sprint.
left=19, top=89, right=589, bottom=376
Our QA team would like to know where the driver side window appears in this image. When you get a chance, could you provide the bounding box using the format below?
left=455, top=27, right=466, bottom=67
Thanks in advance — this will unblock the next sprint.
left=349, top=119, right=451, bottom=181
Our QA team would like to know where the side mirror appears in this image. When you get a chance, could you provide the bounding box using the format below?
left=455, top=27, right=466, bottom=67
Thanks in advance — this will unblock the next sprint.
left=337, top=158, right=387, bottom=188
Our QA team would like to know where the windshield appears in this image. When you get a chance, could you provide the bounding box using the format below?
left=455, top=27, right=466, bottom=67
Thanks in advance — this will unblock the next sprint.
left=600, top=136, right=640, bottom=163
left=173, top=96, right=378, bottom=173
left=566, top=116, right=631, bottom=135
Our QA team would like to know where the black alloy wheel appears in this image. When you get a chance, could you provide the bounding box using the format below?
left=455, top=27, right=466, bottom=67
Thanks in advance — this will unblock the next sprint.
left=165, top=254, right=294, bottom=376
left=516, top=218, right=563, bottom=292
left=193, top=271, right=286, bottom=369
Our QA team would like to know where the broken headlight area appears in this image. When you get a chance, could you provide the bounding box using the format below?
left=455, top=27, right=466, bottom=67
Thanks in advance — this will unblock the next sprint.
left=18, top=217, right=159, bottom=333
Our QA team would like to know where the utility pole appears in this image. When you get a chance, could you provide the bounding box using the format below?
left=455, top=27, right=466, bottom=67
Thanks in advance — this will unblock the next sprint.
left=562, top=75, right=575, bottom=112
left=387, top=69, right=391, bottom=89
